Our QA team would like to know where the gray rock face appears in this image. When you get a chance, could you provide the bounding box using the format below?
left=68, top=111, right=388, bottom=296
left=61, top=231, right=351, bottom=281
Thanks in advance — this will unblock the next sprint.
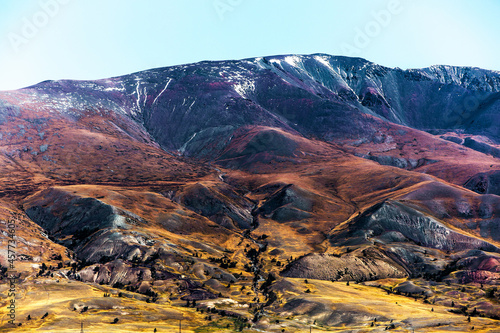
left=23, top=188, right=149, bottom=263
left=270, top=206, right=313, bottom=223
left=463, top=138, right=500, bottom=158
left=440, top=135, right=464, bottom=144
left=258, top=184, right=315, bottom=222
left=173, top=183, right=255, bottom=229
left=464, top=170, right=500, bottom=195
left=281, top=251, right=407, bottom=281
left=329, top=201, right=499, bottom=252
left=282, top=200, right=500, bottom=282
left=394, top=281, right=433, bottom=297
left=360, top=154, right=438, bottom=170
left=78, top=260, right=153, bottom=285
left=24, top=191, right=117, bottom=242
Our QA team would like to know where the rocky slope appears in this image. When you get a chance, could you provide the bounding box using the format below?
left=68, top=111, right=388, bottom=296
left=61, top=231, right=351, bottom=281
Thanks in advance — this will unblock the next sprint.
left=0, top=54, right=499, bottom=332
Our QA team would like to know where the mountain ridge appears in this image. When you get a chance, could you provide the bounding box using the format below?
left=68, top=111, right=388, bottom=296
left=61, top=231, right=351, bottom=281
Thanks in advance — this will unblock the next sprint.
left=0, top=53, right=500, bottom=332
left=4, top=53, right=499, bottom=153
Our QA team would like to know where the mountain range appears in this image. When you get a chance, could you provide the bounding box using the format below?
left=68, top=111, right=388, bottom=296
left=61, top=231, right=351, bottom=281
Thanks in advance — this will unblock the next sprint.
left=0, top=54, right=500, bottom=332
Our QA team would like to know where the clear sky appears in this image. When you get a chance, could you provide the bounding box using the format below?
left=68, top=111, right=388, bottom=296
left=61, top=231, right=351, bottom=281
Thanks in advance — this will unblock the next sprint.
left=0, top=0, right=499, bottom=90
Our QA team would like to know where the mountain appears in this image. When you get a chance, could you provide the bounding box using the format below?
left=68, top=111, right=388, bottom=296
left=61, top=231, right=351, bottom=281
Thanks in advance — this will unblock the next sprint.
left=0, top=54, right=500, bottom=332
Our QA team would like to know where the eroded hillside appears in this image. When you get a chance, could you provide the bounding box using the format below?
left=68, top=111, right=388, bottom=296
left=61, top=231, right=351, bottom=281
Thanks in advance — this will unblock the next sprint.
left=0, top=54, right=499, bottom=332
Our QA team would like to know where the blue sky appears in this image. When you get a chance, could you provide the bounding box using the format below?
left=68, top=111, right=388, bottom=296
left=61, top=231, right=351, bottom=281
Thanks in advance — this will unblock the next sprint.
left=0, top=0, right=499, bottom=90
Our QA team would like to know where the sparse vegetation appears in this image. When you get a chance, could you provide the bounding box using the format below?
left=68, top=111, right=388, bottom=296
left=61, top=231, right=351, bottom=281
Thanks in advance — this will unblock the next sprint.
left=4, top=60, right=500, bottom=333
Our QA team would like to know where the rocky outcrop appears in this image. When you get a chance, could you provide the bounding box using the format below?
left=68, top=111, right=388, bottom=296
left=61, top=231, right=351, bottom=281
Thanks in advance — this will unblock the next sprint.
left=23, top=187, right=149, bottom=262
left=440, top=135, right=464, bottom=145
left=173, top=183, right=255, bottom=229
left=463, top=138, right=500, bottom=158
left=464, top=170, right=500, bottom=195
left=329, top=201, right=499, bottom=252
left=78, top=260, right=154, bottom=285
left=257, top=184, right=315, bottom=222
left=359, top=154, right=438, bottom=170
left=281, top=250, right=407, bottom=281
left=24, top=189, right=120, bottom=243
left=393, top=281, right=433, bottom=297
left=23, top=187, right=175, bottom=263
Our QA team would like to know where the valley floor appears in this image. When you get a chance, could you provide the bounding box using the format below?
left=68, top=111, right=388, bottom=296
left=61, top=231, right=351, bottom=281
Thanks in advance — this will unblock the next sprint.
left=3, top=274, right=500, bottom=332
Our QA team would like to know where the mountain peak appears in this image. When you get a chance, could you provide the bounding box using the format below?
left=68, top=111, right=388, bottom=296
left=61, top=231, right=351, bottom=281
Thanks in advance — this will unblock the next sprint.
left=1, top=53, right=500, bottom=332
